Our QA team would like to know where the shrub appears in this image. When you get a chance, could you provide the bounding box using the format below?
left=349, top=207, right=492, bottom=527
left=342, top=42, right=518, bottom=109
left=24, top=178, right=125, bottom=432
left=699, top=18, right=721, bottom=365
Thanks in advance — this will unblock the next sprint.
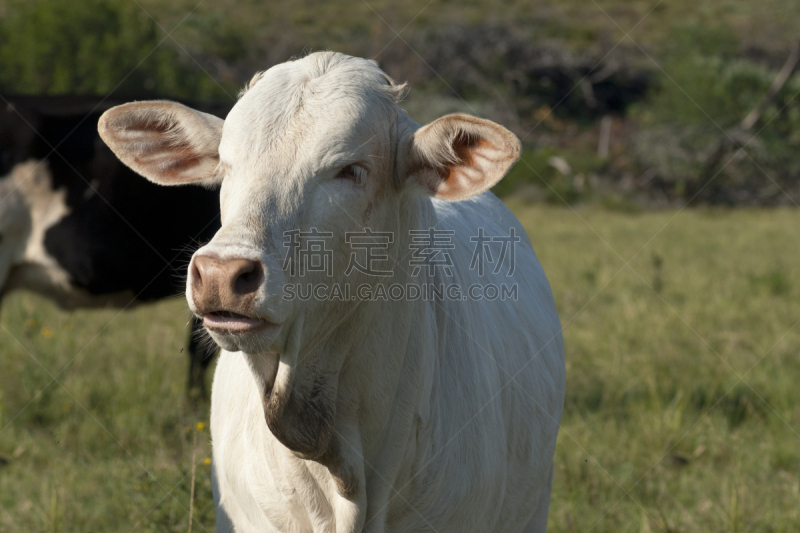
left=0, top=0, right=234, bottom=99
left=629, top=53, right=800, bottom=205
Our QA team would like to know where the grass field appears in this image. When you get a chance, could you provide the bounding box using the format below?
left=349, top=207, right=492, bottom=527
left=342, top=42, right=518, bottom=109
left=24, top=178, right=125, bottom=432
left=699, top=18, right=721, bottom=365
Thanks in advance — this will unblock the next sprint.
left=1, top=203, right=799, bottom=532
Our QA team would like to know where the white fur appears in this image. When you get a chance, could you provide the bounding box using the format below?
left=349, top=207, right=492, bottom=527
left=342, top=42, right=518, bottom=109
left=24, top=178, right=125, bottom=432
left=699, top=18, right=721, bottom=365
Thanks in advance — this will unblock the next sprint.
left=100, top=52, right=566, bottom=532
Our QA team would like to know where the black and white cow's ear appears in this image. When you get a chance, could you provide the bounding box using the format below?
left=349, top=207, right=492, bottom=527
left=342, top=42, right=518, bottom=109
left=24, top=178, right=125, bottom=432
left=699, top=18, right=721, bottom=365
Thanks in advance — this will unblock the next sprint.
left=399, top=114, right=521, bottom=202
left=98, top=101, right=224, bottom=186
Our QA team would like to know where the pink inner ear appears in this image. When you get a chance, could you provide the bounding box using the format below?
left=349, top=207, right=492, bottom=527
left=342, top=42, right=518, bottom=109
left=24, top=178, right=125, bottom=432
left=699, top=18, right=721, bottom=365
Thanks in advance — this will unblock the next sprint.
left=444, top=133, right=485, bottom=180
left=160, top=152, right=204, bottom=180
left=128, top=136, right=206, bottom=183
left=127, top=124, right=203, bottom=180
left=435, top=133, right=496, bottom=201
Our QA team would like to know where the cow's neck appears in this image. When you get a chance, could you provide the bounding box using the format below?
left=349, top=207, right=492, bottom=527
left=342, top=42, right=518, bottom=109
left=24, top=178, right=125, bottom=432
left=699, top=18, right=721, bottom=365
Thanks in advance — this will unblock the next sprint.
left=242, top=195, right=441, bottom=512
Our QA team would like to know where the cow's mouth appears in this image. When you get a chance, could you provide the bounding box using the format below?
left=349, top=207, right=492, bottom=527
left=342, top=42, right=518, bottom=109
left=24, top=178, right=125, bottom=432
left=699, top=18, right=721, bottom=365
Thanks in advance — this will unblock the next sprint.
left=203, top=310, right=271, bottom=333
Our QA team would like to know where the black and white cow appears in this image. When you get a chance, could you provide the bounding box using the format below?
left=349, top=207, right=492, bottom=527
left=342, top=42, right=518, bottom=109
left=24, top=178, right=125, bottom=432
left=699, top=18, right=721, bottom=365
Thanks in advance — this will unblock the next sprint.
left=0, top=95, right=230, bottom=397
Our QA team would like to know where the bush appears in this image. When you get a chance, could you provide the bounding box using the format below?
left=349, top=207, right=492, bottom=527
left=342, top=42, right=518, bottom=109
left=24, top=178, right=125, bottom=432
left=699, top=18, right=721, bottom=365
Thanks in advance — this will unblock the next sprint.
left=0, top=0, right=235, bottom=99
left=629, top=52, right=800, bottom=205
left=416, top=24, right=653, bottom=122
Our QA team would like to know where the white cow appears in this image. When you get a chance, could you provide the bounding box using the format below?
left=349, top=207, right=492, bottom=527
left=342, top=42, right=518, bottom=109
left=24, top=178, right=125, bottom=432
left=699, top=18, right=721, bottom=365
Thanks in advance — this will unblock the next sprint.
left=99, top=52, right=565, bottom=532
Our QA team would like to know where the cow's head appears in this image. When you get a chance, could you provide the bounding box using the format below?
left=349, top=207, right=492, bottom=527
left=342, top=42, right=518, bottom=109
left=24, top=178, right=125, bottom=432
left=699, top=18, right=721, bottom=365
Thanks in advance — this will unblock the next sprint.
left=99, top=52, right=520, bottom=460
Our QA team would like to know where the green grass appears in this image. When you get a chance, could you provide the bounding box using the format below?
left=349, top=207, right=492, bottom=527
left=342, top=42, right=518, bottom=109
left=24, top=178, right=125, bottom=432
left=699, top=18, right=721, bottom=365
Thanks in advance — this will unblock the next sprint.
left=1, top=204, right=800, bottom=531
left=515, top=204, right=800, bottom=531
left=0, top=298, right=215, bottom=532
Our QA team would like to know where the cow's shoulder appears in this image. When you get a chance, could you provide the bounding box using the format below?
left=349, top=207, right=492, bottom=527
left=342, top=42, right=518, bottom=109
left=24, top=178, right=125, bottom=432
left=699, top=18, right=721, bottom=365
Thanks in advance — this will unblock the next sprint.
left=431, top=192, right=532, bottom=253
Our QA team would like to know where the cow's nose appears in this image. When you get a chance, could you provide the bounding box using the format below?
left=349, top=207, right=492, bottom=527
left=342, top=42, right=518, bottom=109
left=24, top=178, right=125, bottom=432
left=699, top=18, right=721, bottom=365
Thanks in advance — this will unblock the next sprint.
left=191, top=255, right=264, bottom=301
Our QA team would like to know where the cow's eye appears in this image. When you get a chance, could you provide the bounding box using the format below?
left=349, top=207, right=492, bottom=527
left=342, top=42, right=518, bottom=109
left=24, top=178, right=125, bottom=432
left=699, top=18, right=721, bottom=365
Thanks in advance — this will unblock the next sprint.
left=335, top=164, right=365, bottom=185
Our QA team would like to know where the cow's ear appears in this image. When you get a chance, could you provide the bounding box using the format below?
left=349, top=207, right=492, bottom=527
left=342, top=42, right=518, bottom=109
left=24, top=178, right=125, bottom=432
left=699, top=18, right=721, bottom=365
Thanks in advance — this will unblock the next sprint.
left=98, top=101, right=224, bottom=186
left=399, top=114, right=521, bottom=201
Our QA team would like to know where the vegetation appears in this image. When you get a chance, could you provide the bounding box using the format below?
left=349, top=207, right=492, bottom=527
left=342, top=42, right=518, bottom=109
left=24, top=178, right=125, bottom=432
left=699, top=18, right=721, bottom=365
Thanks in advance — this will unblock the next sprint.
left=1, top=0, right=800, bottom=204
left=1, top=203, right=799, bottom=531
left=0, top=298, right=214, bottom=531
left=0, top=0, right=232, bottom=99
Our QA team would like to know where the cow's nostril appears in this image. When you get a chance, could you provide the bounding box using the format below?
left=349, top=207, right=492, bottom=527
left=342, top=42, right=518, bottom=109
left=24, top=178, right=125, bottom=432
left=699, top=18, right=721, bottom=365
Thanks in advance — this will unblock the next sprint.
left=233, top=260, right=263, bottom=295
left=191, top=256, right=211, bottom=289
